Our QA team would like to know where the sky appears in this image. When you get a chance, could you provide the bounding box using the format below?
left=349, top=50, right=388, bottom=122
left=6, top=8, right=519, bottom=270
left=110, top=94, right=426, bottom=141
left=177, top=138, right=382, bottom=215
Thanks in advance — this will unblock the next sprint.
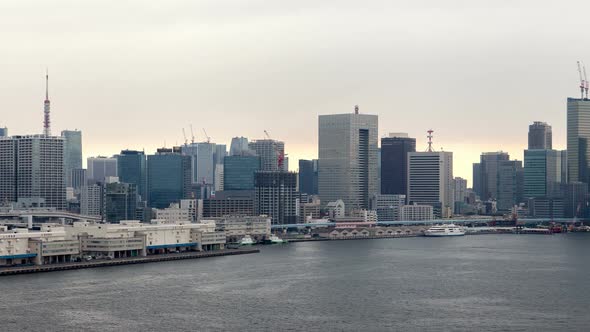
left=1, top=0, right=588, bottom=185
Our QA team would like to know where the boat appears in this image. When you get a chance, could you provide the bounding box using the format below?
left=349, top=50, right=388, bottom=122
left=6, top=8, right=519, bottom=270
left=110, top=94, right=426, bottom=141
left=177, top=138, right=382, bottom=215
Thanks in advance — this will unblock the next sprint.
left=265, top=234, right=288, bottom=244
left=239, top=235, right=255, bottom=246
left=424, top=224, right=466, bottom=237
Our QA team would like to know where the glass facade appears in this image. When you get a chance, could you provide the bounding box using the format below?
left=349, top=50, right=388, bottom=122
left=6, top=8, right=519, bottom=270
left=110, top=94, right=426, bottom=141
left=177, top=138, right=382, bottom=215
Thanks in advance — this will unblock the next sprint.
left=298, top=159, right=318, bottom=195
left=147, top=153, right=191, bottom=209
left=224, top=156, right=260, bottom=190
left=117, top=150, right=147, bottom=201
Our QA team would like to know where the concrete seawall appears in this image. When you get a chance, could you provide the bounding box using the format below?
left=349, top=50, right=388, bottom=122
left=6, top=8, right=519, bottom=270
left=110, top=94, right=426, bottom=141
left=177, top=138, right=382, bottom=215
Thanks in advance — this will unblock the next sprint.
left=0, top=249, right=259, bottom=276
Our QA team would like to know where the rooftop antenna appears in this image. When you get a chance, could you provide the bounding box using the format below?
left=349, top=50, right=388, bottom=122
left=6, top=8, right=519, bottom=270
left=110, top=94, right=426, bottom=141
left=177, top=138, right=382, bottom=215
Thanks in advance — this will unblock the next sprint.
left=354, top=105, right=359, bottom=114
left=584, top=62, right=589, bottom=99
left=43, top=69, right=51, bottom=136
left=427, top=129, right=434, bottom=152
left=578, top=61, right=585, bottom=99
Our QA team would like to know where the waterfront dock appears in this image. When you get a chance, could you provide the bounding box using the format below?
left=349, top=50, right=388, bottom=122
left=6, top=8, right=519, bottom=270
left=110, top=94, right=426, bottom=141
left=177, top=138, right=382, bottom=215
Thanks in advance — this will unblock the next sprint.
left=0, top=248, right=259, bottom=276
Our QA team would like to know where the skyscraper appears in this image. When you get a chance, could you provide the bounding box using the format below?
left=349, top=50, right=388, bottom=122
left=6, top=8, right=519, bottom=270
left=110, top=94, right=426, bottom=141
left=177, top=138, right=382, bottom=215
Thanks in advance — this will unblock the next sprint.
left=254, top=171, right=298, bottom=224
left=0, top=135, right=66, bottom=209
left=181, top=142, right=215, bottom=185
left=318, top=107, right=378, bottom=211
left=478, top=152, right=510, bottom=201
left=407, top=151, right=453, bottom=218
left=453, top=177, right=467, bottom=203
left=524, top=149, right=563, bottom=199
left=104, top=181, right=138, bottom=223
left=224, top=155, right=260, bottom=190
left=380, top=133, right=416, bottom=196
left=61, top=130, right=82, bottom=187
left=567, top=98, right=590, bottom=183
left=497, top=160, right=523, bottom=211
left=116, top=150, right=147, bottom=201
left=87, top=157, right=118, bottom=183
left=229, top=137, right=252, bottom=156
left=528, top=121, right=552, bottom=149
left=249, top=139, right=286, bottom=171
left=0, top=127, right=7, bottom=137
left=298, top=159, right=318, bottom=195
left=147, top=148, right=192, bottom=209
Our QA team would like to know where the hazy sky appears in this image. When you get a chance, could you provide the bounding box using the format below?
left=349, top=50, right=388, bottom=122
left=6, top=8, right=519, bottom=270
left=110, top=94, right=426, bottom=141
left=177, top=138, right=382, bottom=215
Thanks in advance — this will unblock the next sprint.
left=1, top=1, right=588, bottom=184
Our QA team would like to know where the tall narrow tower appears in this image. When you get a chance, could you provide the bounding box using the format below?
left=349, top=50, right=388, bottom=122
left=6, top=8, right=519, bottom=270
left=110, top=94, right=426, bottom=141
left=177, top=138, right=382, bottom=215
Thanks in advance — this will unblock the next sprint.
left=43, top=70, right=51, bottom=136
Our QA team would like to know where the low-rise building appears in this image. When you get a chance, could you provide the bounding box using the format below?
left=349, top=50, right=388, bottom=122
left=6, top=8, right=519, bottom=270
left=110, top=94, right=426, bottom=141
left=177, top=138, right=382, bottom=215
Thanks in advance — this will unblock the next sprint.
left=207, top=215, right=271, bottom=242
left=400, top=204, right=434, bottom=221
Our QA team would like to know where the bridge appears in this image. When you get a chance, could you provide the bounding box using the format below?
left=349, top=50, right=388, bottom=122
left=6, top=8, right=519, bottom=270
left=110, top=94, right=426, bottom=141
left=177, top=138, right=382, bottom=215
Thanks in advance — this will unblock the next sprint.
left=270, top=218, right=580, bottom=229
left=0, top=210, right=101, bottom=223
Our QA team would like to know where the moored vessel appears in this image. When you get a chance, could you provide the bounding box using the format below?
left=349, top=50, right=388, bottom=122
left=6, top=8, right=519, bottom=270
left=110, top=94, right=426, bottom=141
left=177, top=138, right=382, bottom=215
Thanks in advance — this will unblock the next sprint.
left=424, top=224, right=466, bottom=237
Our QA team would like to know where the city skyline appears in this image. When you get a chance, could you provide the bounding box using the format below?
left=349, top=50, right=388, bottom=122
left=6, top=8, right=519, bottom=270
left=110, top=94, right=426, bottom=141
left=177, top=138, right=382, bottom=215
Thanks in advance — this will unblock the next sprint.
left=2, top=1, right=585, bottom=185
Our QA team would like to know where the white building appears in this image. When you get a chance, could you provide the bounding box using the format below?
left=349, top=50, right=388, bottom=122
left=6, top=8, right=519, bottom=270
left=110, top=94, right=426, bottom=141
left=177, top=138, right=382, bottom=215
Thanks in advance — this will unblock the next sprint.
left=209, top=215, right=271, bottom=242
left=318, top=108, right=379, bottom=211
left=407, top=151, right=454, bottom=218
left=400, top=204, right=434, bottom=221
left=326, top=200, right=346, bottom=219
left=214, top=164, right=224, bottom=192
left=80, top=184, right=103, bottom=217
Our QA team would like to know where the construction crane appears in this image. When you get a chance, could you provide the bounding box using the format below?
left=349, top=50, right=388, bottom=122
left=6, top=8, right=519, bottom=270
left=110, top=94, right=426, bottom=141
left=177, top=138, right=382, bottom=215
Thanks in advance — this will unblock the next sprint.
left=202, top=128, right=211, bottom=143
left=263, top=130, right=285, bottom=170
left=189, top=124, right=195, bottom=144
left=584, top=62, right=589, bottom=99
left=182, top=128, right=188, bottom=146
left=578, top=61, right=585, bottom=99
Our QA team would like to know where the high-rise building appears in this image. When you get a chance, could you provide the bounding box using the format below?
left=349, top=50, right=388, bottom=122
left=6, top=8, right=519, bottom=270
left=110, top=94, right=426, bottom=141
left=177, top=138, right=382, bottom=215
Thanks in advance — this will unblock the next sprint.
left=214, top=144, right=227, bottom=165
left=71, top=168, right=87, bottom=190
left=147, top=148, right=192, bottom=209
left=528, top=122, right=552, bottom=150
left=224, top=155, right=260, bottom=191
left=229, top=137, right=251, bottom=156
left=0, top=127, right=7, bottom=137
left=0, top=135, right=66, bottom=209
left=181, top=142, right=215, bottom=185
left=407, top=151, right=453, bottom=218
left=380, top=133, right=416, bottom=196
left=318, top=108, right=378, bottom=211
left=453, top=177, right=467, bottom=203
left=116, top=150, right=147, bottom=201
left=61, top=130, right=82, bottom=187
left=104, top=182, right=138, bottom=223
left=87, top=156, right=117, bottom=184
left=214, top=164, right=224, bottom=192
left=564, top=182, right=588, bottom=218
left=497, top=160, right=523, bottom=211
left=472, top=163, right=482, bottom=198
left=567, top=98, right=590, bottom=183
left=478, top=152, right=510, bottom=202
left=80, top=184, right=103, bottom=217
left=249, top=139, right=285, bottom=172
left=524, top=149, right=563, bottom=199
left=254, top=171, right=298, bottom=224
left=298, top=159, right=318, bottom=195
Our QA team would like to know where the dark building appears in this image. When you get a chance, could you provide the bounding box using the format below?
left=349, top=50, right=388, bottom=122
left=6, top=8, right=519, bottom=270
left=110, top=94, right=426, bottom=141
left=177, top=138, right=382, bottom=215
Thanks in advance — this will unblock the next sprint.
left=298, top=159, right=318, bottom=195
left=472, top=163, right=482, bottom=197
left=116, top=150, right=147, bottom=201
left=147, top=148, right=191, bottom=209
left=255, top=171, right=298, bottom=224
left=380, top=134, right=416, bottom=196
left=104, top=182, right=138, bottom=223
left=528, top=121, right=552, bottom=150
left=564, top=182, right=589, bottom=218
left=223, top=155, right=260, bottom=191
left=203, top=190, right=254, bottom=217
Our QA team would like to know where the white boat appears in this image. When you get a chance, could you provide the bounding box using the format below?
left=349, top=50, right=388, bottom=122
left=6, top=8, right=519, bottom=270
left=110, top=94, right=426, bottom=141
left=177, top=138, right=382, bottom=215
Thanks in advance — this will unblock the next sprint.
left=424, top=224, right=466, bottom=237
left=239, top=235, right=255, bottom=245
left=268, top=234, right=287, bottom=244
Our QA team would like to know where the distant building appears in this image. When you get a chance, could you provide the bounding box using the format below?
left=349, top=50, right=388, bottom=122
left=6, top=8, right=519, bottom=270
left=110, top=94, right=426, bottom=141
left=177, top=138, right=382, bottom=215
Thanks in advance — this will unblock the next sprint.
left=318, top=109, right=379, bottom=211
left=0, top=127, right=7, bottom=137
left=476, top=152, right=523, bottom=211
left=0, top=135, right=66, bottom=210
left=61, top=130, right=82, bottom=187
left=116, top=150, right=147, bottom=201
left=453, top=177, right=467, bottom=203
left=407, top=151, right=453, bottom=218
left=203, top=190, right=254, bottom=218
left=71, top=169, right=87, bottom=191
left=370, top=194, right=405, bottom=221
left=567, top=98, right=590, bottom=183
left=147, top=148, right=192, bottom=209
left=524, top=149, right=563, bottom=199
left=104, top=182, right=138, bottom=223
left=214, top=164, right=224, bottom=192
left=223, top=155, right=260, bottom=191
left=564, top=182, right=588, bottom=218
left=528, top=121, right=552, bottom=150
left=400, top=204, right=434, bottom=221
left=81, top=184, right=103, bottom=217
left=249, top=139, right=285, bottom=171
left=298, top=159, right=318, bottom=195
left=229, top=137, right=252, bottom=156
left=299, top=197, right=321, bottom=222
left=87, top=156, right=117, bottom=184
left=326, top=199, right=345, bottom=219
left=254, top=171, right=298, bottom=224
left=380, top=133, right=416, bottom=196
left=181, top=143, right=215, bottom=185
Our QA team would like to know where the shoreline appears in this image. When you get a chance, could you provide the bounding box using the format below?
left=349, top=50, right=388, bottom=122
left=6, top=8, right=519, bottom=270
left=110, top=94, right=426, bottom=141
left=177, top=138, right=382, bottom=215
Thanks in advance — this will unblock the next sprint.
left=0, top=248, right=259, bottom=276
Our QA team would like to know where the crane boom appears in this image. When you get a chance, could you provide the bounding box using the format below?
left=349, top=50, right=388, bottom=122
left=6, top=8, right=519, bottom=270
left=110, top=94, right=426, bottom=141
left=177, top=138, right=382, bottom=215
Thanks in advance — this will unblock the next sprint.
left=584, top=62, right=589, bottom=99
left=202, top=128, right=210, bottom=143
left=182, top=128, right=188, bottom=146
left=190, top=124, right=195, bottom=144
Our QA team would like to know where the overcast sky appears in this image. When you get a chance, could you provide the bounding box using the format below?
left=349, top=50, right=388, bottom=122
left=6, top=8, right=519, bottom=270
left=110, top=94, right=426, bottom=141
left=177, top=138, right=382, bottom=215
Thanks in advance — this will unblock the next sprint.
left=1, top=1, right=588, bottom=184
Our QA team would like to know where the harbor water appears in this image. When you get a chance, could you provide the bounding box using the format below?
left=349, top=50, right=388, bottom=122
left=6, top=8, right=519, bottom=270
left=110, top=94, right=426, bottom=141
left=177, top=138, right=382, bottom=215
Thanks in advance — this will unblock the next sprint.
left=1, top=234, right=590, bottom=331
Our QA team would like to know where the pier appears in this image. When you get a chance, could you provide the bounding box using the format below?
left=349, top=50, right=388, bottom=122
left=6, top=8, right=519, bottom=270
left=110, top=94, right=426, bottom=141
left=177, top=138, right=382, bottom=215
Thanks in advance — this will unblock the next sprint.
left=0, top=248, right=259, bottom=276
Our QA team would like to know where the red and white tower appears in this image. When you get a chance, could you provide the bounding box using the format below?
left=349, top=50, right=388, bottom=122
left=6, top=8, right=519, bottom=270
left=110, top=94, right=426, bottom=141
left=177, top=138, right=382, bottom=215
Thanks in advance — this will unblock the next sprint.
left=427, top=129, right=434, bottom=152
left=43, top=70, right=51, bottom=136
